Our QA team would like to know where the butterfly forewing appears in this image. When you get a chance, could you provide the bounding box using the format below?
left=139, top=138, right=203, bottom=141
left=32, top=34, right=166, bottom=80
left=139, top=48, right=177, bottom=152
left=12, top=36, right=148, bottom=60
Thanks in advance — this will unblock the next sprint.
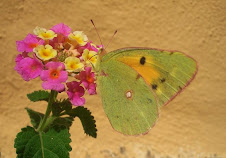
left=109, top=48, right=197, bottom=107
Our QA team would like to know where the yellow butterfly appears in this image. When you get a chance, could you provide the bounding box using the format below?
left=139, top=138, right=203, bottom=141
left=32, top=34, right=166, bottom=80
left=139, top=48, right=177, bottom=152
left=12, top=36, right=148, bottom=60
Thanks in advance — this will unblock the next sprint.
left=92, top=21, right=198, bottom=135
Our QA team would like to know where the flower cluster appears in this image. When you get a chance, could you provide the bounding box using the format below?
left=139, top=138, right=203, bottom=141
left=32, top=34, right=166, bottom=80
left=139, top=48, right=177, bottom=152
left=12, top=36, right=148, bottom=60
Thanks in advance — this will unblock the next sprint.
left=15, top=23, right=102, bottom=106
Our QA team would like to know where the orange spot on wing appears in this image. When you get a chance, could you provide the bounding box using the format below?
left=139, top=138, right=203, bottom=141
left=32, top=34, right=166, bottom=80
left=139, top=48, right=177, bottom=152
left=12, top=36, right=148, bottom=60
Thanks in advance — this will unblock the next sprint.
left=117, top=56, right=160, bottom=84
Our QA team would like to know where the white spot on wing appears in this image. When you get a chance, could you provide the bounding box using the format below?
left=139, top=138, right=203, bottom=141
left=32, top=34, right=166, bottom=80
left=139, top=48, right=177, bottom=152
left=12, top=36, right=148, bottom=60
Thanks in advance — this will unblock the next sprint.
left=125, top=90, right=133, bottom=99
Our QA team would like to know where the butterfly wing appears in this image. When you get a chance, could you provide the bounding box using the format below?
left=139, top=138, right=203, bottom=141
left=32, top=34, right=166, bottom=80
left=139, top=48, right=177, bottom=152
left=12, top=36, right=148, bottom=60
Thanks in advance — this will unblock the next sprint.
left=102, top=48, right=198, bottom=107
left=97, top=57, right=159, bottom=135
left=98, top=48, right=197, bottom=135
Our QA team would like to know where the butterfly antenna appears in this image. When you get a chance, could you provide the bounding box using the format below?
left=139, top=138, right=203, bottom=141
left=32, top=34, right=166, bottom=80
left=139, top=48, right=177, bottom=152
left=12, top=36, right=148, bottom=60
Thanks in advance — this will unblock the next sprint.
left=105, top=30, right=117, bottom=50
left=89, top=54, right=98, bottom=60
left=90, top=19, right=104, bottom=49
left=88, top=54, right=98, bottom=71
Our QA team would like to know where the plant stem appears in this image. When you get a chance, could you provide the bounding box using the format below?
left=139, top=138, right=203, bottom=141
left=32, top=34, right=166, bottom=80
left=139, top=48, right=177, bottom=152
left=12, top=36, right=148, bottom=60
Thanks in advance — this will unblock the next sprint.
left=37, top=90, right=57, bottom=132
left=40, top=116, right=57, bottom=132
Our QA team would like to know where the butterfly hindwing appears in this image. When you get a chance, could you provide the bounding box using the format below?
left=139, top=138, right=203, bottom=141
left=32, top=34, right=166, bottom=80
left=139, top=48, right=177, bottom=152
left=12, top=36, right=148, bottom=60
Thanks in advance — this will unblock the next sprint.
left=97, top=58, right=159, bottom=135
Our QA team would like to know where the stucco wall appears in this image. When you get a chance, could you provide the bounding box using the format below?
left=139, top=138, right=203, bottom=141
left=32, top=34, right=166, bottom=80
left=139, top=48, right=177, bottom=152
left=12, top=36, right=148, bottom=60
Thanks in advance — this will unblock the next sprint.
left=0, top=0, right=225, bottom=157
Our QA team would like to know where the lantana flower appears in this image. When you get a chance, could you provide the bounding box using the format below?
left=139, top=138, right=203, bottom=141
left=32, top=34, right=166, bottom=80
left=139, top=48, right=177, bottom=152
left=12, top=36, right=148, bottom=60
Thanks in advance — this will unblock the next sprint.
left=69, top=31, right=88, bottom=46
left=64, top=57, right=84, bottom=72
left=16, top=34, right=44, bottom=52
left=40, top=62, right=68, bottom=92
left=15, top=55, right=43, bottom=81
left=15, top=23, right=99, bottom=106
left=78, top=67, right=97, bottom=95
left=81, top=42, right=102, bottom=52
left=66, top=81, right=85, bottom=106
left=34, top=44, right=57, bottom=61
left=82, top=49, right=97, bottom=66
left=34, top=27, right=57, bottom=40
left=50, top=23, right=71, bottom=36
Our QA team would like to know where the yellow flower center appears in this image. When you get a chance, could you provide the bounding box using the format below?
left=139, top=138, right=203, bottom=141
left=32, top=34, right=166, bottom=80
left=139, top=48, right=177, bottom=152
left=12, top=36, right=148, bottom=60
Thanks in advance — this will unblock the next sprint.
left=34, top=45, right=57, bottom=61
left=64, top=57, right=84, bottom=72
left=82, top=49, right=97, bottom=65
left=74, top=36, right=83, bottom=44
left=69, top=63, right=77, bottom=69
left=33, top=27, right=57, bottom=40
left=41, top=32, right=53, bottom=39
left=69, top=31, right=88, bottom=46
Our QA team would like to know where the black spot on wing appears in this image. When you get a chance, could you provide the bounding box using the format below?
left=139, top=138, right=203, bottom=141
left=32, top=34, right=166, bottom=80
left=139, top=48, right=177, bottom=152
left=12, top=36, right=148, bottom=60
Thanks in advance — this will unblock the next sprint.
left=152, top=84, right=158, bottom=90
left=140, top=56, right=146, bottom=65
left=160, top=78, right=166, bottom=83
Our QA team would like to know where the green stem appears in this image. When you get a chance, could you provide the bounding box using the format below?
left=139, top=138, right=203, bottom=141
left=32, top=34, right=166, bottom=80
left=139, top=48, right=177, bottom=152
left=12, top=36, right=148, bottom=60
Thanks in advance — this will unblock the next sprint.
left=41, top=116, right=57, bottom=132
left=37, top=90, right=57, bottom=132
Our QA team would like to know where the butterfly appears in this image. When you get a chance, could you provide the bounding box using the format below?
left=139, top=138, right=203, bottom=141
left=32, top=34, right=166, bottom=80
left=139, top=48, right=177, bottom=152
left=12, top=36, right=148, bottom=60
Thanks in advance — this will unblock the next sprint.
left=95, top=47, right=198, bottom=136
left=91, top=21, right=198, bottom=136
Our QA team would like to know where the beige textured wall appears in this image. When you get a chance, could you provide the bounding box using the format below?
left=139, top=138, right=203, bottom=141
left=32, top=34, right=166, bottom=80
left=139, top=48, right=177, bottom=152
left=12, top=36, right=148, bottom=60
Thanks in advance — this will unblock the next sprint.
left=0, top=0, right=225, bottom=157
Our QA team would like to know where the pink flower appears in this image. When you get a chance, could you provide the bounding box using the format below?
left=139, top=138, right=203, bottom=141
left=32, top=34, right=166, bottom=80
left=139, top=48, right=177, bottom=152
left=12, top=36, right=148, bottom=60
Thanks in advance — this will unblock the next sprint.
left=66, top=81, right=85, bottom=106
left=80, top=42, right=100, bottom=53
left=15, top=54, right=24, bottom=74
left=78, top=67, right=97, bottom=95
left=85, top=82, right=97, bottom=95
left=40, top=62, right=68, bottom=92
left=15, top=55, right=43, bottom=81
left=15, top=54, right=23, bottom=63
left=16, top=34, right=44, bottom=52
left=50, top=23, right=71, bottom=36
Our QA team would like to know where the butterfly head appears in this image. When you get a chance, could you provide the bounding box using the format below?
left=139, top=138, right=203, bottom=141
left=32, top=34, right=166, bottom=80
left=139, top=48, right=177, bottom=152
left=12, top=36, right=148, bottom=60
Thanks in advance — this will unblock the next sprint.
left=98, top=47, right=107, bottom=59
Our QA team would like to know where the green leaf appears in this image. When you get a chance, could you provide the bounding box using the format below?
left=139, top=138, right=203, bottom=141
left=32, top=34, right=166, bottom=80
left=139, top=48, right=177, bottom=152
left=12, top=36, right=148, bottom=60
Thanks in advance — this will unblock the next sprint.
left=27, top=90, right=50, bottom=102
left=52, top=117, right=74, bottom=129
left=26, top=108, right=44, bottom=129
left=52, top=99, right=72, bottom=116
left=39, top=116, right=74, bottom=133
left=14, top=126, right=71, bottom=158
left=60, top=99, right=73, bottom=112
left=14, top=126, right=37, bottom=158
left=46, top=128, right=72, bottom=151
left=52, top=102, right=62, bottom=116
left=68, top=106, right=97, bottom=138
